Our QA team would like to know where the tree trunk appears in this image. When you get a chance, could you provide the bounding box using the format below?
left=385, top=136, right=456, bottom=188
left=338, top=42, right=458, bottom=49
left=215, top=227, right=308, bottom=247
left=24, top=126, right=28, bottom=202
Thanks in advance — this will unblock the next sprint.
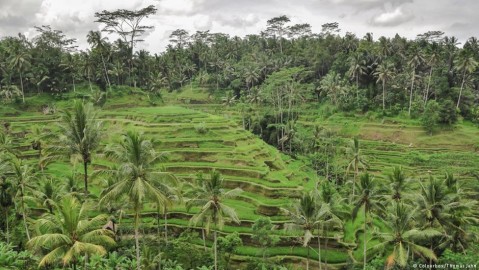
left=20, top=72, right=25, bottom=104
left=100, top=52, right=112, bottom=91
left=83, top=161, right=88, bottom=195
left=457, top=71, right=466, bottom=109
left=164, top=206, right=168, bottom=243
left=202, top=228, right=207, bottom=251
left=214, top=230, right=218, bottom=270
left=325, top=225, right=329, bottom=270
left=5, top=210, right=9, bottom=244
left=408, top=70, right=415, bottom=116
left=363, top=207, right=367, bottom=270
left=135, top=212, right=141, bottom=270
left=382, top=79, right=386, bottom=111
left=318, top=224, right=322, bottom=270
left=306, top=244, right=310, bottom=270
left=22, top=203, right=30, bottom=240
left=73, top=77, right=76, bottom=92
left=425, top=68, right=433, bottom=108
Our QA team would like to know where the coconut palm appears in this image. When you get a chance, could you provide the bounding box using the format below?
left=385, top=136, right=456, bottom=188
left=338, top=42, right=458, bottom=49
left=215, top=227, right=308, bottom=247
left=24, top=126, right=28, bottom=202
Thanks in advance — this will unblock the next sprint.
left=55, top=102, right=102, bottom=195
left=352, top=173, right=385, bottom=270
left=424, top=43, right=441, bottom=106
left=284, top=191, right=340, bottom=270
left=87, top=30, right=112, bottom=90
left=374, top=61, right=395, bottom=110
left=370, top=202, right=440, bottom=269
left=407, top=46, right=425, bottom=116
left=387, top=166, right=411, bottom=202
left=100, top=131, right=175, bottom=270
left=0, top=177, right=13, bottom=244
left=316, top=181, right=346, bottom=270
left=454, top=52, right=478, bottom=109
left=346, top=137, right=368, bottom=200
left=8, top=157, right=37, bottom=240
left=27, top=195, right=115, bottom=269
left=186, top=170, right=242, bottom=270
left=8, top=48, right=31, bottom=103
left=347, top=53, right=367, bottom=89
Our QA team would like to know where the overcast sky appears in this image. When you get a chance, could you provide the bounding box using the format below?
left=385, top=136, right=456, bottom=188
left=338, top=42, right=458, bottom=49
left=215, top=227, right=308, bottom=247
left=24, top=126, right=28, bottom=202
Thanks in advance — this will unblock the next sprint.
left=0, top=0, right=478, bottom=53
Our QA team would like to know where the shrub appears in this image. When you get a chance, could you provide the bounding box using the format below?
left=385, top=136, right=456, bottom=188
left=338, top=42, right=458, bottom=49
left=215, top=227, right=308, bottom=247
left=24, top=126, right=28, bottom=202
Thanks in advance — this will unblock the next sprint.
left=195, top=122, right=209, bottom=134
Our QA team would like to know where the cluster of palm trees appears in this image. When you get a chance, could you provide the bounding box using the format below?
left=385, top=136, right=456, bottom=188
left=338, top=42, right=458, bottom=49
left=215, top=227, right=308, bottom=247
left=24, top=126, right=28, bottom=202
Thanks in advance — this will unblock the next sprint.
left=0, top=102, right=245, bottom=270
left=283, top=165, right=478, bottom=270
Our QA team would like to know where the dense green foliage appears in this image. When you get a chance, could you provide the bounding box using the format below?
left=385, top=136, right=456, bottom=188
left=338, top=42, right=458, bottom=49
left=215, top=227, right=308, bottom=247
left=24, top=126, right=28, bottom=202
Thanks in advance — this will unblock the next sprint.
left=1, top=7, right=479, bottom=270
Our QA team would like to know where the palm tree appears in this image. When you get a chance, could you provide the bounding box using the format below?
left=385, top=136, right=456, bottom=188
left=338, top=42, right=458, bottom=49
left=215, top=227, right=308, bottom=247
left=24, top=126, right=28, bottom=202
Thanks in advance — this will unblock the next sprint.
left=87, top=30, right=112, bottom=90
left=8, top=48, right=31, bottom=103
left=424, top=43, right=441, bottom=107
left=0, top=177, right=13, bottom=244
left=100, top=131, right=174, bottom=270
left=407, top=46, right=425, bottom=116
left=374, top=61, right=395, bottom=110
left=370, top=202, right=440, bottom=269
left=352, top=173, right=385, bottom=270
left=27, top=195, right=115, bottom=269
left=8, top=157, right=37, bottom=240
left=316, top=181, right=346, bottom=270
left=284, top=192, right=339, bottom=270
left=55, top=102, right=102, bottom=195
left=387, top=166, right=411, bottom=202
left=346, top=138, right=368, bottom=200
left=454, top=52, right=478, bottom=109
left=347, top=53, right=367, bottom=89
left=186, top=170, right=242, bottom=270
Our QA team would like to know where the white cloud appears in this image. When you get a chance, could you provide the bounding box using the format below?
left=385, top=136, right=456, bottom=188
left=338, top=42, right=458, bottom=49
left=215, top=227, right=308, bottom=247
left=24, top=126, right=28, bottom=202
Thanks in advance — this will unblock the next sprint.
left=371, top=7, right=413, bottom=26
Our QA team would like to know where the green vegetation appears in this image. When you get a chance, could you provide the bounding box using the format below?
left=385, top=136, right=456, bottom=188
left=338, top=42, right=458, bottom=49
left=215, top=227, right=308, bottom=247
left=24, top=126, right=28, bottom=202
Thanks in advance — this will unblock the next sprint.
left=1, top=6, right=479, bottom=270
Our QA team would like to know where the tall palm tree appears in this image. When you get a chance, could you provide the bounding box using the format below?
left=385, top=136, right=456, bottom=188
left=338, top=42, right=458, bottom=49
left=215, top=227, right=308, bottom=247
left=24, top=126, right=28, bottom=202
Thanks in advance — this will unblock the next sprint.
left=8, top=48, right=31, bottom=103
left=374, top=61, right=395, bottom=110
left=27, top=195, right=115, bottom=269
left=284, top=192, right=339, bottom=270
left=347, top=53, right=367, bottom=89
left=55, top=102, right=102, bottom=195
left=8, top=157, right=38, bottom=241
left=346, top=138, right=368, bottom=200
left=316, top=181, right=346, bottom=270
left=407, top=46, right=425, bottom=116
left=186, top=170, right=242, bottom=270
left=454, top=52, right=478, bottom=109
left=87, top=30, right=111, bottom=90
left=100, top=131, right=174, bottom=270
left=370, top=202, right=440, bottom=269
left=352, top=173, right=385, bottom=270
left=424, top=43, right=441, bottom=107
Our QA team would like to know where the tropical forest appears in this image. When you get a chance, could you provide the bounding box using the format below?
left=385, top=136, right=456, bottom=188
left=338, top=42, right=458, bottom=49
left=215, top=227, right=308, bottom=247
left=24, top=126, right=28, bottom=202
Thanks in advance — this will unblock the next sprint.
left=0, top=4, right=479, bottom=270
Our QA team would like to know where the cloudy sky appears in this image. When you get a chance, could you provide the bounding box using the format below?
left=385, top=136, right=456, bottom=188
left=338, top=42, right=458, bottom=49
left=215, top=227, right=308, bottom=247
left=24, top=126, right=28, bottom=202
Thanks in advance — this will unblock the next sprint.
left=0, top=0, right=477, bottom=53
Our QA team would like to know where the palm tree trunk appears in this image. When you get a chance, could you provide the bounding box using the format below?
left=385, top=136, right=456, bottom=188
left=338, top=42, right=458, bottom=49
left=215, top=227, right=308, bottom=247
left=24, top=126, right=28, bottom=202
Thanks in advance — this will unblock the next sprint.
left=5, top=210, right=9, bottom=244
left=325, top=225, right=329, bottom=270
left=163, top=206, right=168, bottom=243
left=202, top=228, right=207, bottom=251
left=425, top=68, right=433, bottom=107
left=20, top=72, right=25, bottom=104
left=408, top=70, right=415, bottom=116
left=382, top=79, right=386, bottom=111
left=100, top=52, right=112, bottom=91
left=363, top=207, right=367, bottom=270
left=135, top=212, right=141, bottom=270
left=457, top=71, right=466, bottom=109
left=21, top=203, right=30, bottom=240
left=83, top=161, right=88, bottom=195
left=214, top=230, right=218, bottom=270
left=306, top=244, right=310, bottom=270
left=73, top=77, right=76, bottom=92
left=318, top=224, right=322, bottom=270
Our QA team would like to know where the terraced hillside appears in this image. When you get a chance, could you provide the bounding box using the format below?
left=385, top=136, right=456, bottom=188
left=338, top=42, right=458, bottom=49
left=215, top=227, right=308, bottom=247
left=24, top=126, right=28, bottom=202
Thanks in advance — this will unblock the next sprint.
left=3, top=104, right=351, bottom=269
